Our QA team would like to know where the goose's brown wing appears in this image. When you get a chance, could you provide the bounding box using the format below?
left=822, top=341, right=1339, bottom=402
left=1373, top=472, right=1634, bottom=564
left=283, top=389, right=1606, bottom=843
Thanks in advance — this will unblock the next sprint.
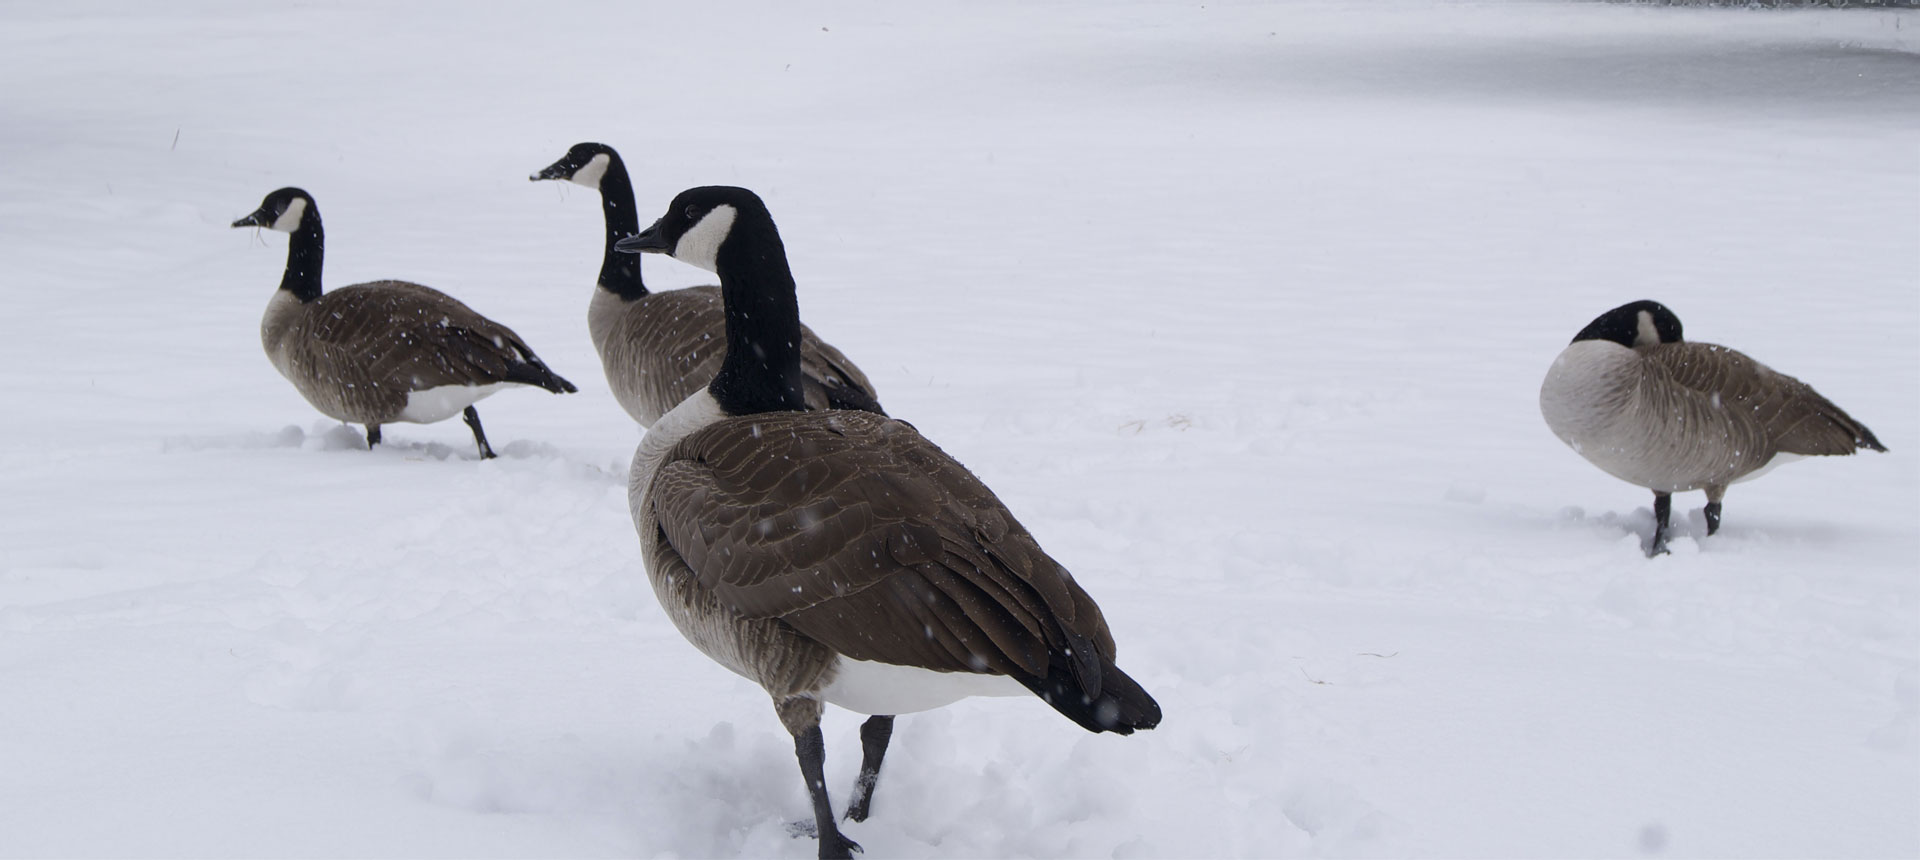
left=303, top=281, right=573, bottom=393
left=1651, top=342, right=1883, bottom=456
left=647, top=410, right=1112, bottom=682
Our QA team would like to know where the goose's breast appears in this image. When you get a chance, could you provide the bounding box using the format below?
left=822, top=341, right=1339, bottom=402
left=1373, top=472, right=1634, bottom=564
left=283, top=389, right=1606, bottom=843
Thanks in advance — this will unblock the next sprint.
left=1540, top=341, right=1689, bottom=488
left=260, top=292, right=380, bottom=422
left=1540, top=340, right=1641, bottom=452
left=259, top=290, right=305, bottom=378
left=591, top=288, right=725, bottom=427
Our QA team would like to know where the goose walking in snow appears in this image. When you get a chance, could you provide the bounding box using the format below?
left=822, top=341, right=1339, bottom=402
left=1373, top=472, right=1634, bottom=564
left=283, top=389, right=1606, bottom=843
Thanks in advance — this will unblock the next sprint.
left=232, top=187, right=576, bottom=458
left=614, top=186, right=1160, bottom=858
left=1539, top=299, right=1886, bottom=556
left=529, top=143, right=883, bottom=426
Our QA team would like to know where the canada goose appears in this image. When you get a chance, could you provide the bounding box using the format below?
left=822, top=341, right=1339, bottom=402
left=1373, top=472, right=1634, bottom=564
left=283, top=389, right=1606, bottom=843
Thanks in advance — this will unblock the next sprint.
left=614, top=186, right=1160, bottom=858
left=529, top=142, right=884, bottom=426
left=232, top=187, right=576, bottom=459
left=1540, top=299, right=1886, bottom=556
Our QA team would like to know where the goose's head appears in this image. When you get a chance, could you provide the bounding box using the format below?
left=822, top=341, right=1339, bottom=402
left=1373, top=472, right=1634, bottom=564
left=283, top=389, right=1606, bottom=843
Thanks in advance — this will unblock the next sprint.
left=530, top=142, right=618, bottom=189
left=616, top=186, right=768, bottom=274
left=1573, top=300, right=1683, bottom=351
left=231, top=187, right=316, bottom=233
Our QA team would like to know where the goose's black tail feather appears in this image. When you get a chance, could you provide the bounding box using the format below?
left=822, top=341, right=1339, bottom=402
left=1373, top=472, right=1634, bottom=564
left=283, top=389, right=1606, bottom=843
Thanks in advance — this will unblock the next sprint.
left=1018, top=654, right=1161, bottom=735
left=507, top=361, right=578, bottom=395
left=1856, top=422, right=1887, bottom=453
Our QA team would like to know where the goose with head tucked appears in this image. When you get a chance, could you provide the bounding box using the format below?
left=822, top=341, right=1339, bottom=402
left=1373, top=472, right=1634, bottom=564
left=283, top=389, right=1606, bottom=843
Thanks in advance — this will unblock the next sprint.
left=613, top=186, right=1160, bottom=858
left=1540, top=299, right=1886, bottom=556
left=232, top=187, right=576, bottom=458
left=530, top=142, right=883, bottom=426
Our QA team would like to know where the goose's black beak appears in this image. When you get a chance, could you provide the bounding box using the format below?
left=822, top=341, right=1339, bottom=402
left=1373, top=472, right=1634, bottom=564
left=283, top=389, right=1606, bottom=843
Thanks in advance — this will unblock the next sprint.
left=231, top=208, right=269, bottom=229
left=529, top=159, right=570, bottom=182
left=615, top=219, right=671, bottom=254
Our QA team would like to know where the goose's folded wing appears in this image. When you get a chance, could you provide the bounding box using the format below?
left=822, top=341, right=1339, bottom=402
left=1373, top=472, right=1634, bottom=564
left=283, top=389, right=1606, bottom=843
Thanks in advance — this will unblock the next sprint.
left=1653, top=342, right=1882, bottom=456
left=648, top=411, right=1112, bottom=680
left=797, top=321, right=884, bottom=413
left=307, top=281, right=569, bottom=391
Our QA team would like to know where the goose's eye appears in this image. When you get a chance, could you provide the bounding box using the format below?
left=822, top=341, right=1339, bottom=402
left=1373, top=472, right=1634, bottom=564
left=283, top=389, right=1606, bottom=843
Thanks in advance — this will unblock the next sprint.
left=685, top=205, right=700, bottom=220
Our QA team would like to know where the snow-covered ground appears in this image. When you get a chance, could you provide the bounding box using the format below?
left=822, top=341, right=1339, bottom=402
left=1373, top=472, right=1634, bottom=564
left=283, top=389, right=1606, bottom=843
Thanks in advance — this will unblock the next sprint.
left=2, top=2, right=1916, bottom=857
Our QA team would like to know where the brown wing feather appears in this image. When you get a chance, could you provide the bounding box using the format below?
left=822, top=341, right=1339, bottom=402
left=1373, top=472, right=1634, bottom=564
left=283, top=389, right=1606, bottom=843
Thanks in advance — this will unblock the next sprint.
left=798, top=324, right=885, bottom=414
left=648, top=410, right=1113, bottom=681
left=1650, top=342, right=1883, bottom=457
left=320, top=281, right=571, bottom=391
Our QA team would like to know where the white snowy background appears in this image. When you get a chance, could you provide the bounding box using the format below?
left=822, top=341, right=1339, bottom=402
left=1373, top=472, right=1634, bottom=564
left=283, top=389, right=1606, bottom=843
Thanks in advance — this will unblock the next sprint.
left=1, top=2, right=1916, bottom=857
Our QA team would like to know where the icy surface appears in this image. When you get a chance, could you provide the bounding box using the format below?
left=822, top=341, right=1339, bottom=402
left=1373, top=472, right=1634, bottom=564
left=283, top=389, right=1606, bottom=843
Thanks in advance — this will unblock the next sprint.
left=1, top=2, right=1916, bottom=857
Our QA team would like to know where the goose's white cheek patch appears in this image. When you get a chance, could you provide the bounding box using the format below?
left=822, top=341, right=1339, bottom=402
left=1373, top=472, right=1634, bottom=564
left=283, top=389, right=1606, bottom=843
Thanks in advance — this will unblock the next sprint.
left=268, top=197, right=307, bottom=233
left=567, top=153, right=610, bottom=189
left=1634, top=310, right=1660, bottom=348
left=672, top=204, right=737, bottom=274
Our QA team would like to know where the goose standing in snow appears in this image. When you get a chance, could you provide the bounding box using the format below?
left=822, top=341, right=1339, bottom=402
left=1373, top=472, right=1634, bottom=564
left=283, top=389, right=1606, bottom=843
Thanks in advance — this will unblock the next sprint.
left=529, top=142, right=884, bottom=425
left=1540, top=299, right=1886, bottom=556
left=614, top=186, right=1160, bottom=858
left=232, top=187, right=576, bottom=458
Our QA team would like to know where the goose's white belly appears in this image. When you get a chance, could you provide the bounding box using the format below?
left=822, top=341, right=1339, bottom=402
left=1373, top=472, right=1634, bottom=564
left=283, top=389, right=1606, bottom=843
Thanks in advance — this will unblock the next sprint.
left=397, top=383, right=510, bottom=424
left=820, top=657, right=1028, bottom=715
left=1735, top=452, right=1802, bottom=484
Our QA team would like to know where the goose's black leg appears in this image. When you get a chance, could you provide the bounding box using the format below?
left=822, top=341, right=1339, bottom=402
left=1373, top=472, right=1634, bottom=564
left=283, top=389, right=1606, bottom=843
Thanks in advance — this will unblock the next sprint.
left=1648, top=491, right=1672, bottom=558
left=796, top=726, right=861, bottom=859
left=365, top=424, right=382, bottom=450
left=462, top=406, right=497, bottom=460
left=777, top=697, right=860, bottom=859
left=1703, top=485, right=1726, bottom=536
left=844, top=715, right=895, bottom=822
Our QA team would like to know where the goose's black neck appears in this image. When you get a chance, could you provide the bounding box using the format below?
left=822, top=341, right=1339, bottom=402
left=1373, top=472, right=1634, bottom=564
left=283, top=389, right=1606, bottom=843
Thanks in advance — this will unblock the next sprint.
left=280, top=216, right=324, bottom=302
left=709, top=212, right=807, bottom=416
left=595, top=155, right=647, bottom=301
